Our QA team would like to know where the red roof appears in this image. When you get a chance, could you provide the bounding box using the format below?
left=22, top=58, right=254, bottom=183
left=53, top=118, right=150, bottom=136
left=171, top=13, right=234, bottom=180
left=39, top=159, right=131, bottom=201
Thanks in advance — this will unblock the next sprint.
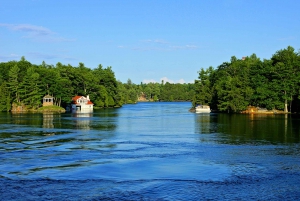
left=71, top=96, right=93, bottom=105
left=72, top=96, right=82, bottom=101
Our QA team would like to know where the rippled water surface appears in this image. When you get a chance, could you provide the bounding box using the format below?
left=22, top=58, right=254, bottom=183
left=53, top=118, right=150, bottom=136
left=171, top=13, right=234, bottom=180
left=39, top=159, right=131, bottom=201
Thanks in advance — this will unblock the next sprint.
left=0, top=102, right=300, bottom=200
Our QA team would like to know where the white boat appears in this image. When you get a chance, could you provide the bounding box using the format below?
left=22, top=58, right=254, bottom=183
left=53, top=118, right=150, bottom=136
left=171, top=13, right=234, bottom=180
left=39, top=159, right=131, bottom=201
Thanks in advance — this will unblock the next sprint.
left=195, top=105, right=211, bottom=113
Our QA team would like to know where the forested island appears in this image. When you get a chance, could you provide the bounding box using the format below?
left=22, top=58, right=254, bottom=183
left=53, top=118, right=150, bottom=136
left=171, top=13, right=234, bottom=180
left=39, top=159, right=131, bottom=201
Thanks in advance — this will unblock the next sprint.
left=193, top=46, right=300, bottom=113
left=0, top=57, right=194, bottom=112
left=0, top=46, right=299, bottom=113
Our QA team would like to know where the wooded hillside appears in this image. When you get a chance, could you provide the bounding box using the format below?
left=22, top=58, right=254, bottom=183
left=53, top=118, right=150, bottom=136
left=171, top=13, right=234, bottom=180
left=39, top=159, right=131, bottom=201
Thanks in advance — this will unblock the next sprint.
left=0, top=57, right=121, bottom=111
left=0, top=58, right=195, bottom=112
left=193, top=46, right=300, bottom=113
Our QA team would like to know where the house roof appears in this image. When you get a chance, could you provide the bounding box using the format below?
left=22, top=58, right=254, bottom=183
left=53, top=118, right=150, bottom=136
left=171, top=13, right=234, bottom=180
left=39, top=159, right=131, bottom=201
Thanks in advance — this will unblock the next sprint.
left=43, top=95, right=53, bottom=98
left=72, top=96, right=94, bottom=105
left=72, top=96, right=83, bottom=101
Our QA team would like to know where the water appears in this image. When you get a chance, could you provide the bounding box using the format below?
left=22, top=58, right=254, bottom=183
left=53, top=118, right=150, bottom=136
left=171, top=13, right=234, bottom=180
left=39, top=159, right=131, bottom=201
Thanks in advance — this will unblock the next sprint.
left=0, top=102, right=300, bottom=200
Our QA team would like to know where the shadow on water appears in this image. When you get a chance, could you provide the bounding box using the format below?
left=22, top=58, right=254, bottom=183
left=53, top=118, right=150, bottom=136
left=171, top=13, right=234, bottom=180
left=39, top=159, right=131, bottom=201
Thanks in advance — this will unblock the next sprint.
left=0, top=108, right=119, bottom=130
left=195, top=113, right=300, bottom=144
left=0, top=109, right=119, bottom=151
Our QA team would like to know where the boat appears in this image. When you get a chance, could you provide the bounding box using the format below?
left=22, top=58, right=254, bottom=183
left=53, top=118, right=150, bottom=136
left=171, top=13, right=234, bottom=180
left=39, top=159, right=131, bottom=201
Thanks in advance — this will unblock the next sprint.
left=195, top=105, right=211, bottom=113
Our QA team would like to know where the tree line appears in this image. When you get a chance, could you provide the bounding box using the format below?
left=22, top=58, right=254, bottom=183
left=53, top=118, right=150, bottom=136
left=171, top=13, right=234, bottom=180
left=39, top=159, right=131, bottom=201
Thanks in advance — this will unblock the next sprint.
left=119, top=79, right=195, bottom=104
left=192, top=46, right=300, bottom=113
left=1, top=45, right=299, bottom=113
left=0, top=57, right=122, bottom=111
left=0, top=57, right=195, bottom=112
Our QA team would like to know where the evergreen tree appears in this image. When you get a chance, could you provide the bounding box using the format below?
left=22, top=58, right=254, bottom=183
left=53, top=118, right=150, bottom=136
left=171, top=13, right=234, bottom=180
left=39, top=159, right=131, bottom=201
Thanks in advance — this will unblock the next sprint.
left=20, top=67, right=42, bottom=109
left=0, top=82, right=11, bottom=111
left=8, top=64, right=21, bottom=104
left=271, top=46, right=300, bottom=112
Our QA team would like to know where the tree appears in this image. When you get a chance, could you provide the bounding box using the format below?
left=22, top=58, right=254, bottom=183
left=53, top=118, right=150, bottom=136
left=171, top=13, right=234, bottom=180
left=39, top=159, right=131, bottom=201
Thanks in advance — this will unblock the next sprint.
left=94, top=85, right=109, bottom=107
left=8, top=64, right=21, bottom=104
left=249, top=58, right=282, bottom=110
left=0, top=82, right=11, bottom=111
left=193, top=66, right=214, bottom=107
left=213, top=57, right=253, bottom=112
left=93, top=65, right=121, bottom=106
left=271, top=46, right=300, bottom=112
left=0, top=59, right=125, bottom=110
left=20, top=67, right=42, bottom=109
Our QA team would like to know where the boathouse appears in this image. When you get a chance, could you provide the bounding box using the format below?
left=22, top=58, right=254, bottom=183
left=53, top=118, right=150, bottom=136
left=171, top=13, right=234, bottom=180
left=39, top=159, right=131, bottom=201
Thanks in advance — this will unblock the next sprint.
left=71, top=95, right=94, bottom=112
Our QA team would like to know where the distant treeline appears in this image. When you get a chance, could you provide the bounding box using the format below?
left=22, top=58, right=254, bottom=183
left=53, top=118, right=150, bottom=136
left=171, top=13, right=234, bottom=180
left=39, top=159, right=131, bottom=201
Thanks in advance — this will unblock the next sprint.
left=192, top=46, right=300, bottom=113
left=121, top=80, right=195, bottom=103
left=1, top=45, right=299, bottom=113
left=0, top=57, right=195, bottom=112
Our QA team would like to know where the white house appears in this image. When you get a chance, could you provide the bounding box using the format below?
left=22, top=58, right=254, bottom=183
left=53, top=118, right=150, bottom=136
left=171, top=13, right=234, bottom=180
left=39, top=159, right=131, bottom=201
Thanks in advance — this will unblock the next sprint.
left=71, top=95, right=93, bottom=112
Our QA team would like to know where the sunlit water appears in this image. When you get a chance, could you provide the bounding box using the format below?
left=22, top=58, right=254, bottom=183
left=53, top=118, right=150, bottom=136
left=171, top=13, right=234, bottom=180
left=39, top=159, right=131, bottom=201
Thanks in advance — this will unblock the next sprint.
left=0, top=102, right=300, bottom=200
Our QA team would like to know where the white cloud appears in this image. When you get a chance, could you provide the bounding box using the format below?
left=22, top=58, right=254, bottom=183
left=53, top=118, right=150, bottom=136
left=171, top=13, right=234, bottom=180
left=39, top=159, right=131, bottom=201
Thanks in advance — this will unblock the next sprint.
left=177, top=78, right=186, bottom=84
left=160, top=76, right=174, bottom=83
left=13, top=24, right=51, bottom=35
left=0, top=23, right=75, bottom=42
left=0, top=53, right=20, bottom=61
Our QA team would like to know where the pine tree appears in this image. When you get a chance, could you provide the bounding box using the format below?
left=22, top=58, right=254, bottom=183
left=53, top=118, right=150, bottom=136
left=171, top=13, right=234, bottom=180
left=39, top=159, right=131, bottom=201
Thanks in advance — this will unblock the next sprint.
left=8, top=64, right=20, bottom=104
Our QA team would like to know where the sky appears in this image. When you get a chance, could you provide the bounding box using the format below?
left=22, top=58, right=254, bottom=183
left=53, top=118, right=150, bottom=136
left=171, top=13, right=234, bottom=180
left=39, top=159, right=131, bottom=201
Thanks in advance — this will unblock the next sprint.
left=0, top=0, right=300, bottom=84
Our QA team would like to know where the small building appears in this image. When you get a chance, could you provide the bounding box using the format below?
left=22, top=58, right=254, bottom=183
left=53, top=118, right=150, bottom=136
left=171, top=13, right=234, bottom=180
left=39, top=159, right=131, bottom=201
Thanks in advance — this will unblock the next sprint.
left=71, top=95, right=94, bottom=112
left=43, top=95, right=54, bottom=106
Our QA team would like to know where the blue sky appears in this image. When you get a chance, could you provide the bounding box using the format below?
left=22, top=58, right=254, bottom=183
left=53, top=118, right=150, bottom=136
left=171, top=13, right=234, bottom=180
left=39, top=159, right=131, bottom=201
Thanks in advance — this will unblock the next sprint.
left=1, top=0, right=300, bottom=84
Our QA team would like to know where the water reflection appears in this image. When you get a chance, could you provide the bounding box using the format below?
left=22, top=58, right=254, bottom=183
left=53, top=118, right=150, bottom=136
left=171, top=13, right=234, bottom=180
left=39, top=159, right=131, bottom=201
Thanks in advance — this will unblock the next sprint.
left=72, top=111, right=93, bottom=130
left=195, top=113, right=212, bottom=134
left=0, top=109, right=119, bottom=132
left=10, top=113, right=43, bottom=126
left=0, top=110, right=119, bottom=149
left=0, top=109, right=120, bottom=178
left=195, top=113, right=300, bottom=144
left=43, top=113, right=54, bottom=128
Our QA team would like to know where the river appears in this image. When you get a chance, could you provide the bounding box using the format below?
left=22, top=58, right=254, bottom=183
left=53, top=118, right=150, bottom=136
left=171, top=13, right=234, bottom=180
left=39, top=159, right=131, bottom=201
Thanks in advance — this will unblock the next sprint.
left=0, top=102, right=300, bottom=200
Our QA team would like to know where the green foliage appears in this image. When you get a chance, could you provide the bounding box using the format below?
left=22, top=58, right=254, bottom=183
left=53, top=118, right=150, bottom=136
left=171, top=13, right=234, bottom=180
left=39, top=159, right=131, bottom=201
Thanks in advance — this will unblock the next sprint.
left=118, top=79, right=139, bottom=104
left=193, top=46, right=300, bottom=113
left=159, top=82, right=194, bottom=101
left=193, top=67, right=214, bottom=107
left=2, top=46, right=299, bottom=113
left=118, top=80, right=195, bottom=103
left=270, top=46, right=299, bottom=112
left=37, top=105, right=66, bottom=112
left=107, top=96, right=115, bottom=107
left=0, top=57, right=123, bottom=111
left=8, top=64, right=21, bottom=103
left=20, top=67, right=43, bottom=109
left=0, top=82, right=11, bottom=111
